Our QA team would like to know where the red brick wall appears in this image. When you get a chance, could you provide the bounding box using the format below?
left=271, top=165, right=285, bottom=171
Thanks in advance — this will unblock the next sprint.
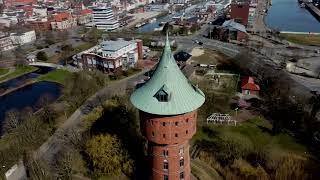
left=237, top=31, right=248, bottom=42
left=230, top=3, right=249, bottom=26
left=140, top=111, right=197, bottom=180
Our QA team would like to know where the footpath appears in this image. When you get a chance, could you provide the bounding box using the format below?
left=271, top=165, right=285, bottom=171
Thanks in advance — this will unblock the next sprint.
left=33, top=69, right=149, bottom=162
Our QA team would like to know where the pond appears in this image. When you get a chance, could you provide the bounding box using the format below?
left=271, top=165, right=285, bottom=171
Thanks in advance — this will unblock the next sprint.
left=0, top=68, right=62, bottom=133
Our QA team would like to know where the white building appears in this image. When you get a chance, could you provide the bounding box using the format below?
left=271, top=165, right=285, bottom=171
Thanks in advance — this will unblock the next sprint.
left=10, top=30, right=36, bottom=45
left=0, top=32, right=14, bottom=51
left=74, top=39, right=142, bottom=72
left=86, top=6, right=119, bottom=31
left=170, top=0, right=189, bottom=4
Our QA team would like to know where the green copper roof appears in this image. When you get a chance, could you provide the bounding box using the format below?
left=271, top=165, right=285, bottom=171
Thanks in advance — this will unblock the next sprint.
left=130, top=34, right=205, bottom=115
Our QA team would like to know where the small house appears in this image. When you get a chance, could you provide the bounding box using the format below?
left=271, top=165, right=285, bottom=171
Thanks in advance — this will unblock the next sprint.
left=241, top=76, right=260, bottom=95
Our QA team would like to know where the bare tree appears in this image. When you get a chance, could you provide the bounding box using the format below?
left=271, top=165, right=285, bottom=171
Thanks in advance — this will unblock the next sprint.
left=2, top=109, right=20, bottom=133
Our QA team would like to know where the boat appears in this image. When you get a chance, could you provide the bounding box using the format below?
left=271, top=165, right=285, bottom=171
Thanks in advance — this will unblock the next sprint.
left=300, top=2, right=306, bottom=8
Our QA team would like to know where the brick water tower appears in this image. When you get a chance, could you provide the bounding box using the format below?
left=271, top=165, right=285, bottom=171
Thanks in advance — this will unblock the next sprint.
left=130, top=35, right=205, bottom=180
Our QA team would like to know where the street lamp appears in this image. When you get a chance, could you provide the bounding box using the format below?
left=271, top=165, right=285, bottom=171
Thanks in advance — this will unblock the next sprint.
left=235, top=107, right=239, bottom=116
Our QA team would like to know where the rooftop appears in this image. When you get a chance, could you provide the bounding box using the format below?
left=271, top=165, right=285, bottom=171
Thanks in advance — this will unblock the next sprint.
left=222, top=19, right=247, bottom=33
left=130, top=34, right=205, bottom=115
left=101, top=40, right=133, bottom=51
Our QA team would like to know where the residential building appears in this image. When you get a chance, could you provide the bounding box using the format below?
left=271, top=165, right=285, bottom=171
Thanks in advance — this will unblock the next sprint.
left=86, top=6, right=119, bottom=31
left=74, top=39, right=143, bottom=72
left=50, top=12, right=77, bottom=31
left=0, top=32, right=14, bottom=51
left=241, top=76, right=260, bottom=95
left=130, top=35, right=205, bottom=180
left=0, top=14, right=18, bottom=27
left=3, top=0, right=34, bottom=8
left=221, top=19, right=248, bottom=42
left=230, top=2, right=250, bottom=26
left=10, top=30, right=36, bottom=45
left=74, top=9, right=93, bottom=25
left=26, top=17, right=52, bottom=32
left=170, top=0, right=189, bottom=4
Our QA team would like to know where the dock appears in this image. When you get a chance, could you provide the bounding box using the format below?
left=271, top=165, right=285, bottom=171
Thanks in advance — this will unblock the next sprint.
left=304, top=1, right=320, bottom=21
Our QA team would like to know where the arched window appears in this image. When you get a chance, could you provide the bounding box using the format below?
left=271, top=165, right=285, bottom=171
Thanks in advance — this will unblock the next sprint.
left=180, top=157, right=184, bottom=167
left=163, top=160, right=168, bottom=170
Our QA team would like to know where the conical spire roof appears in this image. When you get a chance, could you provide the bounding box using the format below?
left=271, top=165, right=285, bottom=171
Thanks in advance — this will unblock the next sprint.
left=130, top=34, right=205, bottom=115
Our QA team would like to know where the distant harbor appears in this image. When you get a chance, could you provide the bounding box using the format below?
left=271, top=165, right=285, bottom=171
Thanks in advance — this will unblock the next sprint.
left=266, top=0, right=320, bottom=32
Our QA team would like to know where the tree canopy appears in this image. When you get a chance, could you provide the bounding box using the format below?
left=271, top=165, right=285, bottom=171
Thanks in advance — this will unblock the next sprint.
left=85, top=134, right=134, bottom=177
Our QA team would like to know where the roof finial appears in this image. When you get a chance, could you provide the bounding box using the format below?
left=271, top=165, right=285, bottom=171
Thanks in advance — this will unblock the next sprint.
left=165, top=30, right=170, bottom=49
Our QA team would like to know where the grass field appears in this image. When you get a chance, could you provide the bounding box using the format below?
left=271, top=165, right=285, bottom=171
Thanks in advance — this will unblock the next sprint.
left=0, top=66, right=38, bottom=83
left=191, top=48, right=229, bottom=65
left=194, top=117, right=307, bottom=155
left=280, top=33, right=320, bottom=46
left=37, top=69, right=72, bottom=84
left=0, top=68, right=9, bottom=76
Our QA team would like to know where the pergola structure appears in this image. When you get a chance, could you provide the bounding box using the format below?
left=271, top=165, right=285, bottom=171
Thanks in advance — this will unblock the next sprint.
left=207, top=113, right=237, bottom=126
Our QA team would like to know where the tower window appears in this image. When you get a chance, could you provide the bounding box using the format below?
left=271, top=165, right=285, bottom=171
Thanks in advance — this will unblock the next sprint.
left=152, top=132, right=154, bottom=137
left=163, top=122, right=166, bottom=126
left=163, top=134, right=166, bottom=138
left=180, top=172, right=184, bottom=180
left=179, top=147, right=184, bottom=154
left=154, top=85, right=170, bottom=102
left=180, top=158, right=184, bottom=167
left=186, top=118, right=189, bottom=123
left=186, top=130, right=188, bottom=134
left=175, top=122, right=179, bottom=126
left=163, top=162, right=169, bottom=170
left=175, top=133, right=178, bottom=137
left=163, top=150, right=169, bottom=156
left=164, top=175, right=169, bottom=180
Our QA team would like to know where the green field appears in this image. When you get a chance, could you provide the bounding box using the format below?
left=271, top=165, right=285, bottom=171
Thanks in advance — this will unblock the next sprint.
left=37, top=69, right=72, bottom=84
left=0, top=66, right=38, bottom=83
left=194, top=117, right=307, bottom=156
left=0, top=68, right=9, bottom=76
left=280, top=33, right=320, bottom=46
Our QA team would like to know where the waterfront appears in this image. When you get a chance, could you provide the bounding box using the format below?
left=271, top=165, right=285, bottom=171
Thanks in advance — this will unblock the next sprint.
left=266, top=0, right=320, bottom=32
left=0, top=81, right=61, bottom=131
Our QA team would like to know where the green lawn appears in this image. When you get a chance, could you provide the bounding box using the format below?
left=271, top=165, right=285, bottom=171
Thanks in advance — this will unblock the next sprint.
left=37, top=69, right=72, bottom=84
left=0, top=66, right=38, bottom=82
left=0, top=68, right=9, bottom=76
left=194, top=117, right=306, bottom=155
left=280, top=33, right=320, bottom=46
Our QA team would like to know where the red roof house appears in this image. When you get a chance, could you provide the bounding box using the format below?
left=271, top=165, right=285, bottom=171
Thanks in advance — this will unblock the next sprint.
left=241, top=76, right=260, bottom=95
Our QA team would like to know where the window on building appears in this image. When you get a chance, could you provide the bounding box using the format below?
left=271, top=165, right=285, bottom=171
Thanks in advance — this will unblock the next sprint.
left=175, top=133, right=178, bottom=137
left=154, top=85, right=170, bottom=102
left=179, top=147, right=184, bottom=154
left=151, top=120, right=154, bottom=125
left=180, top=158, right=184, bottom=167
left=175, top=122, right=179, bottom=126
left=163, top=122, right=166, bottom=126
left=163, top=162, right=169, bottom=170
left=186, top=130, right=188, bottom=134
left=164, top=175, right=169, bottom=180
left=186, top=118, right=189, bottom=123
left=163, top=150, right=169, bottom=156
left=163, top=134, right=166, bottom=138
left=152, top=132, right=154, bottom=137
left=180, top=172, right=184, bottom=180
